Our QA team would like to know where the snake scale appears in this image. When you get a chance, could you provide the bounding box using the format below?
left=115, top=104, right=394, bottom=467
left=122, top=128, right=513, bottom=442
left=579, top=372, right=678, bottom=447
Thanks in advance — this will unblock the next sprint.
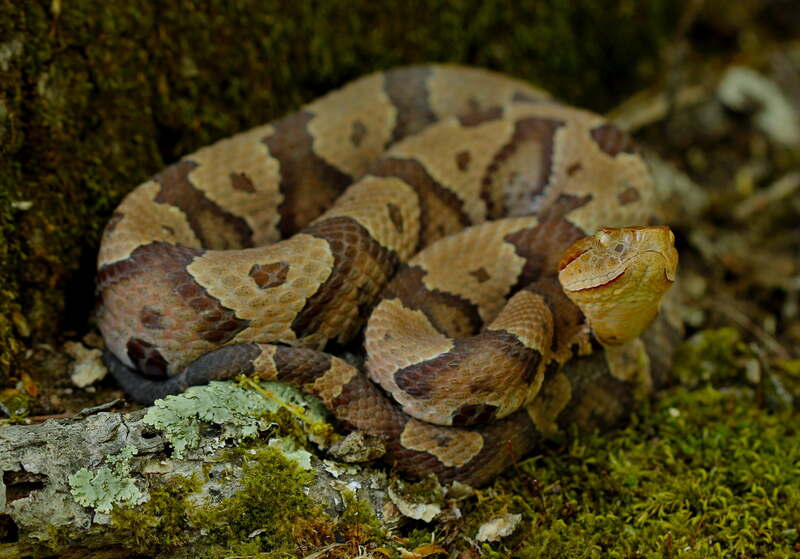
left=97, top=65, right=681, bottom=487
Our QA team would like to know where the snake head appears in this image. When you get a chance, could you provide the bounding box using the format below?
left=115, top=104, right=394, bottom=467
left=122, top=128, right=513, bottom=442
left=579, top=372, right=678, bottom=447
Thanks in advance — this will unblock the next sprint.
left=557, top=226, right=678, bottom=347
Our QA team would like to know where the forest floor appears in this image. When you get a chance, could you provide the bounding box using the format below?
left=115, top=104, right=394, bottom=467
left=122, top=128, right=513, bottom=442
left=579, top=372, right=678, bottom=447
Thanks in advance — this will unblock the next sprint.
left=2, top=5, right=800, bottom=559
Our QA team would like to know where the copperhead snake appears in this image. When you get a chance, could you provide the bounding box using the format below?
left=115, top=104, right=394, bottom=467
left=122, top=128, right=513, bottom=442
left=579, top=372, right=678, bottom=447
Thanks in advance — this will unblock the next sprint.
left=96, top=65, right=680, bottom=487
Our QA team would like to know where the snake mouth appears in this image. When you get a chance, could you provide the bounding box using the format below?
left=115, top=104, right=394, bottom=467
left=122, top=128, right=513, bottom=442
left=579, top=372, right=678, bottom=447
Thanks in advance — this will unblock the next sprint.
left=568, top=269, right=627, bottom=293
left=566, top=249, right=675, bottom=293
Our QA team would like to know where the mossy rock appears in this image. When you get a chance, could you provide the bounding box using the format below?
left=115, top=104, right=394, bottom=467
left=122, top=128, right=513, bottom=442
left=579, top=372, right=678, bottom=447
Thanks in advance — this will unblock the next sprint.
left=0, top=1, right=681, bottom=382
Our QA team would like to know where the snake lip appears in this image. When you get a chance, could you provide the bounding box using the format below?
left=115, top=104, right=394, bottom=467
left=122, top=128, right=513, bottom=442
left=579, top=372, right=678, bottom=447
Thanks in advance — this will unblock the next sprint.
left=569, top=269, right=627, bottom=293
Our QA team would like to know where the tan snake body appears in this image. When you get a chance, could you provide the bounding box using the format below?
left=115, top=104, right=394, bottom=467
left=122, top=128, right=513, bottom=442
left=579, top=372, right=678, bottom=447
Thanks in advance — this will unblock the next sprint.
left=97, top=65, right=680, bottom=486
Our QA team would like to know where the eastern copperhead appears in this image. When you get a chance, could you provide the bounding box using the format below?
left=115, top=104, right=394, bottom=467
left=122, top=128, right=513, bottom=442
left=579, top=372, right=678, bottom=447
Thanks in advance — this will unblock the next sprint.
left=96, top=65, right=680, bottom=487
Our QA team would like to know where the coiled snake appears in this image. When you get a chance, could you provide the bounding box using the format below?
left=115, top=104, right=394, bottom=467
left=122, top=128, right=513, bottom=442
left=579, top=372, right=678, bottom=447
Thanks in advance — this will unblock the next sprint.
left=97, top=65, right=680, bottom=487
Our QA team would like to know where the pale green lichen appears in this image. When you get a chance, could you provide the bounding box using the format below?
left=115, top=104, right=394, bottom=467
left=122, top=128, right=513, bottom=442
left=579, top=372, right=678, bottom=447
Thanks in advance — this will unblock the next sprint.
left=267, top=437, right=313, bottom=470
left=142, top=380, right=328, bottom=459
left=0, top=38, right=22, bottom=72
left=68, top=445, right=145, bottom=514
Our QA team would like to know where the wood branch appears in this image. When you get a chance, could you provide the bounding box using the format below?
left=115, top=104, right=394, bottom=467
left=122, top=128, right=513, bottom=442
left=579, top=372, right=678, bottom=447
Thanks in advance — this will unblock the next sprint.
left=0, top=397, right=397, bottom=559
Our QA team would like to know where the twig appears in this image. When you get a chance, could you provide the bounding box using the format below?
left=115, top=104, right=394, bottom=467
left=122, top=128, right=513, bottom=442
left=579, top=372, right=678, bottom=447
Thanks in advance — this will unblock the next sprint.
left=733, top=171, right=800, bottom=220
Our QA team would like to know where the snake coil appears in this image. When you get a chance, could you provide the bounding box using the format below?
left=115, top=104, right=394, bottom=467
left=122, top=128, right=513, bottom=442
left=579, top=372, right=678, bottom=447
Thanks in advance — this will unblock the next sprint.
left=97, top=65, right=680, bottom=486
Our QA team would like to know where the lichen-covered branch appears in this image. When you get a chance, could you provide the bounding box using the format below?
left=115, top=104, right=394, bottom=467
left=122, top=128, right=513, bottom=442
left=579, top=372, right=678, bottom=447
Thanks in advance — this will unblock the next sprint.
left=0, top=382, right=399, bottom=558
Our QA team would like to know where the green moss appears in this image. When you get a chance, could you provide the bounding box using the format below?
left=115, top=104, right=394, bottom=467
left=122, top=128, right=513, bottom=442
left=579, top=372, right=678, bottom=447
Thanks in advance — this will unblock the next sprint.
left=0, top=0, right=680, bottom=385
left=110, top=474, right=201, bottom=553
left=102, top=446, right=385, bottom=557
left=673, top=327, right=756, bottom=388
left=339, top=489, right=385, bottom=542
left=458, top=379, right=800, bottom=557
left=195, top=447, right=320, bottom=557
left=29, top=378, right=381, bottom=556
left=290, top=488, right=390, bottom=558
left=0, top=388, right=35, bottom=421
left=103, top=447, right=318, bottom=556
left=674, top=327, right=796, bottom=409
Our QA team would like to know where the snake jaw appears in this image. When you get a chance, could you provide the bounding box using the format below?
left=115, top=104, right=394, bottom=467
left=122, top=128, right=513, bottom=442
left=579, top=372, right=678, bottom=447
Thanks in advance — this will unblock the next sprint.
left=558, top=226, right=678, bottom=347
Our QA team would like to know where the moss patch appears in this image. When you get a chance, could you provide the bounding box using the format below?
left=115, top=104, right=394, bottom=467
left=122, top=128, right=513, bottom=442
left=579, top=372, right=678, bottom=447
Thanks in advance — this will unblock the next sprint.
left=104, top=446, right=387, bottom=558
left=110, top=474, right=201, bottom=552
left=105, top=448, right=320, bottom=556
left=674, top=327, right=757, bottom=388
left=452, top=338, right=800, bottom=557
left=191, top=447, right=320, bottom=557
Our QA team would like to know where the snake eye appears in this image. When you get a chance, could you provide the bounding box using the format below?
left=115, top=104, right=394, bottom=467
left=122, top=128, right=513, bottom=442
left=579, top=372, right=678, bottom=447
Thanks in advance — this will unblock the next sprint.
left=614, top=243, right=624, bottom=253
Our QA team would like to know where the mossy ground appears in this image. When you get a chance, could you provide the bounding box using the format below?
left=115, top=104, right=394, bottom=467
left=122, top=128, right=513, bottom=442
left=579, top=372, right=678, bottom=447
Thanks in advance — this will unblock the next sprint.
left=0, top=1, right=679, bottom=385
left=4, top=2, right=799, bottom=557
left=108, top=446, right=387, bottom=559
left=463, top=386, right=799, bottom=558
left=437, top=329, right=800, bottom=558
